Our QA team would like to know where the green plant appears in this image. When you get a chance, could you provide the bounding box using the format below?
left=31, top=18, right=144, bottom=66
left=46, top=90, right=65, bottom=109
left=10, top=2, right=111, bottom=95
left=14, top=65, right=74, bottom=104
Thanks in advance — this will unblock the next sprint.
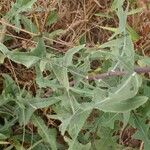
left=0, top=0, right=150, bottom=149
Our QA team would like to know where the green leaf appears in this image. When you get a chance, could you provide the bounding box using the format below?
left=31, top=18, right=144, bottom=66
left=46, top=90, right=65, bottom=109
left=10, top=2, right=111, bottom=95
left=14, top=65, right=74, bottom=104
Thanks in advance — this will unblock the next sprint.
left=101, top=34, right=135, bottom=70
left=64, top=109, right=91, bottom=150
left=49, top=29, right=64, bottom=39
left=0, top=52, right=5, bottom=64
left=51, top=58, right=69, bottom=90
left=132, top=114, right=150, bottom=150
left=93, top=88, right=108, bottom=103
left=117, top=3, right=127, bottom=33
left=99, top=37, right=124, bottom=49
left=70, top=87, right=94, bottom=97
left=123, top=111, right=130, bottom=129
left=39, top=60, right=47, bottom=72
left=31, top=38, right=46, bottom=58
left=32, top=115, right=57, bottom=150
left=18, top=97, right=60, bottom=125
left=16, top=0, right=37, bottom=12
left=36, top=76, right=62, bottom=89
left=18, top=106, right=35, bottom=126
left=0, top=39, right=46, bottom=68
left=127, top=24, right=140, bottom=42
left=99, top=24, right=140, bottom=42
left=11, top=139, right=26, bottom=150
left=127, top=8, right=143, bottom=15
left=0, top=43, right=10, bottom=55
left=50, top=107, right=91, bottom=150
left=35, top=65, right=63, bottom=89
left=26, top=97, right=61, bottom=109
left=65, top=138, right=91, bottom=150
left=46, top=11, right=58, bottom=26
left=93, top=127, right=121, bottom=150
left=93, top=74, right=144, bottom=112
left=98, top=96, right=148, bottom=113
left=143, top=83, right=150, bottom=98
left=64, top=44, right=85, bottom=66
left=111, top=0, right=124, bottom=10
left=8, top=52, right=40, bottom=68
left=0, top=133, right=7, bottom=140
left=2, top=74, right=20, bottom=97
left=99, top=113, right=122, bottom=129
left=21, top=15, right=38, bottom=33
left=138, top=57, right=150, bottom=66
left=110, top=0, right=127, bottom=39
left=6, top=0, right=37, bottom=28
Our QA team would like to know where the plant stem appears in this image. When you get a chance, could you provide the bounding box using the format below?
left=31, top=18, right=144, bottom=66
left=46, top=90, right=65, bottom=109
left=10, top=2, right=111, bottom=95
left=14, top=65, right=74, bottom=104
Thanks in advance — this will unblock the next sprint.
left=87, top=66, right=150, bottom=81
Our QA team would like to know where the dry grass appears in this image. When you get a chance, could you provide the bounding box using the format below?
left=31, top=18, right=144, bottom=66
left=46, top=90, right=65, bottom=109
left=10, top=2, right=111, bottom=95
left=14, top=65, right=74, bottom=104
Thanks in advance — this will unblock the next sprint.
left=0, top=0, right=116, bottom=51
left=0, top=0, right=149, bottom=52
left=128, top=0, right=150, bottom=56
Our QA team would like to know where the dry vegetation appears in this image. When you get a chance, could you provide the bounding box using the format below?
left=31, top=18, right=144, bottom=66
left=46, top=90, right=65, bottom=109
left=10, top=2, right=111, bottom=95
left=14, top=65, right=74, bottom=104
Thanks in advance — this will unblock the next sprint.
left=0, top=0, right=149, bottom=50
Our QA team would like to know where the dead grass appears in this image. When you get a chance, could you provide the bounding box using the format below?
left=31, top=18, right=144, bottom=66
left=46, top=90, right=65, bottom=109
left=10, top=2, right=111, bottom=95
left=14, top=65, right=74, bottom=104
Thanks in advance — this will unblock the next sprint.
left=1, top=0, right=116, bottom=51
left=1, top=0, right=149, bottom=52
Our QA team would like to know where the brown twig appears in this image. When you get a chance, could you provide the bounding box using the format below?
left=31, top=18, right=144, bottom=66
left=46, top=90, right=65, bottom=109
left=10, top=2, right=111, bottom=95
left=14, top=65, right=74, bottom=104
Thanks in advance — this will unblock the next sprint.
left=87, top=66, right=150, bottom=81
left=69, top=66, right=150, bottom=85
